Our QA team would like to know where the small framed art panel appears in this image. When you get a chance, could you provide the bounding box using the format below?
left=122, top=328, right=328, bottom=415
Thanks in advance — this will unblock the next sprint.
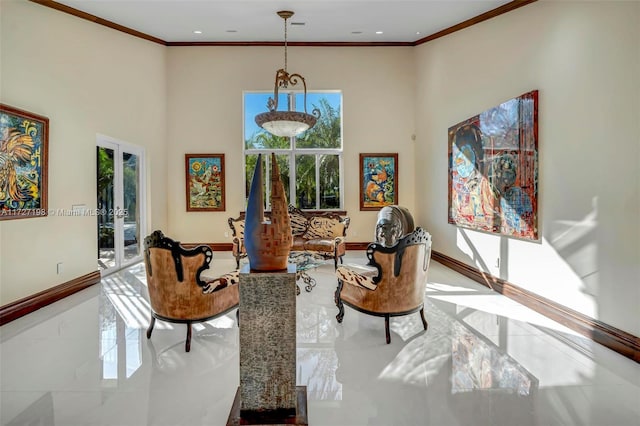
left=0, top=104, right=49, bottom=220
left=185, top=153, right=225, bottom=212
left=359, top=153, right=398, bottom=211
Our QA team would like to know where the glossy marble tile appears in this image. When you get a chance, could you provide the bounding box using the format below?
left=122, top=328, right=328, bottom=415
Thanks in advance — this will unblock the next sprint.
left=1, top=252, right=639, bottom=426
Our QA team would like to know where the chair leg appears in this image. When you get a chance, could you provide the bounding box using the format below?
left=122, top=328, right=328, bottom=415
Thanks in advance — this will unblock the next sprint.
left=146, top=316, right=156, bottom=339
left=236, top=309, right=240, bottom=327
left=185, top=322, right=192, bottom=352
left=385, top=314, right=391, bottom=344
left=335, top=279, right=345, bottom=323
left=420, top=307, right=428, bottom=331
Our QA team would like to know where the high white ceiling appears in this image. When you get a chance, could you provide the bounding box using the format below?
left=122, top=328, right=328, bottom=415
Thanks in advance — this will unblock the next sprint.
left=51, top=0, right=517, bottom=44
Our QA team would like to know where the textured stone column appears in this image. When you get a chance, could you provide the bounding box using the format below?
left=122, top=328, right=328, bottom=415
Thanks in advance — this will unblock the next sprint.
left=238, top=264, right=297, bottom=415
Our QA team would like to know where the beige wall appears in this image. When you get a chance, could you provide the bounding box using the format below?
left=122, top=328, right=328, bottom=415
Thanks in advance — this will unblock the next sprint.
left=414, top=1, right=640, bottom=336
left=166, top=46, right=416, bottom=243
left=0, top=1, right=167, bottom=304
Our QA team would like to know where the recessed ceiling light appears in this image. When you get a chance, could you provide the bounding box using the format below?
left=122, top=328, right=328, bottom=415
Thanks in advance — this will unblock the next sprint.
left=193, top=30, right=202, bottom=34
left=226, top=30, right=237, bottom=33
left=351, top=31, right=362, bottom=34
left=375, top=31, right=383, bottom=35
left=416, top=31, right=421, bottom=35
left=291, top=22, right=305, bottom=26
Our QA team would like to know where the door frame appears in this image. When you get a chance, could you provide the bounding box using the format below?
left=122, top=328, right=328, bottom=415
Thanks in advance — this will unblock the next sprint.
left=96, top=134, right=147, bottom=275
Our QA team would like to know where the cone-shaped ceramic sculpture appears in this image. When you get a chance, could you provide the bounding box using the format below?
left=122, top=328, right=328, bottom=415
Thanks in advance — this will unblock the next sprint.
left=244, top=153, right=293, bottom=271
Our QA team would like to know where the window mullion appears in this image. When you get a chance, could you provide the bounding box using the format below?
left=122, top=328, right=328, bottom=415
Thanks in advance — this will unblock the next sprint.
left=315, top=154, right=320, bottom=209
left=245, top=149, right=292, bottom=155
left=288, top=92, right=294, bottom=204
left=289, top=152, right=295, bottom=206
left=265, top=154, right=271, bottom=210
left=289, top=90, right=297, bottom=206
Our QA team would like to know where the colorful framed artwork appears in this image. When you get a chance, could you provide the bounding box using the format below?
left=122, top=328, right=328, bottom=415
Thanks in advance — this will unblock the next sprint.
left=448, top=90, right=538, bottom=240
left=0, top=104, right=49, bottom=220
left=185, top=153, right=225, bottom=212
left=359, top=153, right=398, bottom=211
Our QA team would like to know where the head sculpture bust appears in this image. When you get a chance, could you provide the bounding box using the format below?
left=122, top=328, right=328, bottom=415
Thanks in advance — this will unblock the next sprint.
left=375, top=205, right=415, bottom=247
left=244, top=153, right=293, bottom=271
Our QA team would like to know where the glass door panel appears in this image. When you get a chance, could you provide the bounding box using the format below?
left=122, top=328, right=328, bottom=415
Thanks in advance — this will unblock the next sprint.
left=97, top=136, right=145, bottom=274
left=97, top=146, right=115, bottom=270
left=122, top=152, right=140, bottom=263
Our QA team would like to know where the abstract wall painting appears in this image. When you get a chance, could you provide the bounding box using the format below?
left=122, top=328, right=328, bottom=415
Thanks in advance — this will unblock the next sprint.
left=448, top=90, right=538, bottom=240
left=0, top=104, right=49, bottom=220
left=185, top=153, right=225, bottom=211
left=359, top=153, right=398, bottom=211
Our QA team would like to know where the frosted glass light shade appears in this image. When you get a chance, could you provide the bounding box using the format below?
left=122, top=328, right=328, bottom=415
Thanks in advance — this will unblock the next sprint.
left=255, top=111, right=317, bottom=138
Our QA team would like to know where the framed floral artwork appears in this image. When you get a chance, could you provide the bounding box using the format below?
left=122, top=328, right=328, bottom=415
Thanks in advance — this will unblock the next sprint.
left=0, top=104, right=49, bottom=220
left=359, top=153, right=398, bottom=211
left=185, top=153, right=225, bottom=212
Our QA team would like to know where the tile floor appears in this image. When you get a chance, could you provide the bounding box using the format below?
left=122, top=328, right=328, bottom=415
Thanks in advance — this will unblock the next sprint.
left=1, top=252, right=639, bottom=426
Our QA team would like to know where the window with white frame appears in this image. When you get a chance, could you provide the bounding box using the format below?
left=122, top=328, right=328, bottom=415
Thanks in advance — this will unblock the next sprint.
left=243, top=91, right=343, bottom=210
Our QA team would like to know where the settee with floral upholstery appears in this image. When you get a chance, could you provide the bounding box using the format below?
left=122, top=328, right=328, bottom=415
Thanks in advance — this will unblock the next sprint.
left=228, top=205, right=350, bottom=269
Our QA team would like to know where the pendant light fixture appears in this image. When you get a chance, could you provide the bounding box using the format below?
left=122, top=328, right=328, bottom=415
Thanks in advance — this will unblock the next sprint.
left=255, top=10, right=320, bottom=138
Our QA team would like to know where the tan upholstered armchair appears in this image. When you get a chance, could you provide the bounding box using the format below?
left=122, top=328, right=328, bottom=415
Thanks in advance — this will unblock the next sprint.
left=334, top=228, right=432, bottom=344
left=143, top=230, right=239, bottom=352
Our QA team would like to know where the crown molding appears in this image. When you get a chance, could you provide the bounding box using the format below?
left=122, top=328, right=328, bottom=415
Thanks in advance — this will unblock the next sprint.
left=29, top=0, right=537, bottom=47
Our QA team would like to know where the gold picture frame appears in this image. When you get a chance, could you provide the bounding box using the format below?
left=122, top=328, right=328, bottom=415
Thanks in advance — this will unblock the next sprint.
left=185, top=153, right=226, bottom=212
left=0, top=104, right=49, bottom=220
left=359, top=153, right=398, bottom=211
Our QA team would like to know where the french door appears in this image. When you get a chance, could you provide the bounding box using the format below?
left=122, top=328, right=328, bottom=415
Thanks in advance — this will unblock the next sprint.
left=96, top=135, right=146, bottom=274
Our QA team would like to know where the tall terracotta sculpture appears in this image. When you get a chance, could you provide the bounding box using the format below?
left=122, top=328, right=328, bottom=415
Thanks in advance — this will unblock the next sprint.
left=228, top=152, right=306, bottom=426
left=244, top=153, right=293, bottom=271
